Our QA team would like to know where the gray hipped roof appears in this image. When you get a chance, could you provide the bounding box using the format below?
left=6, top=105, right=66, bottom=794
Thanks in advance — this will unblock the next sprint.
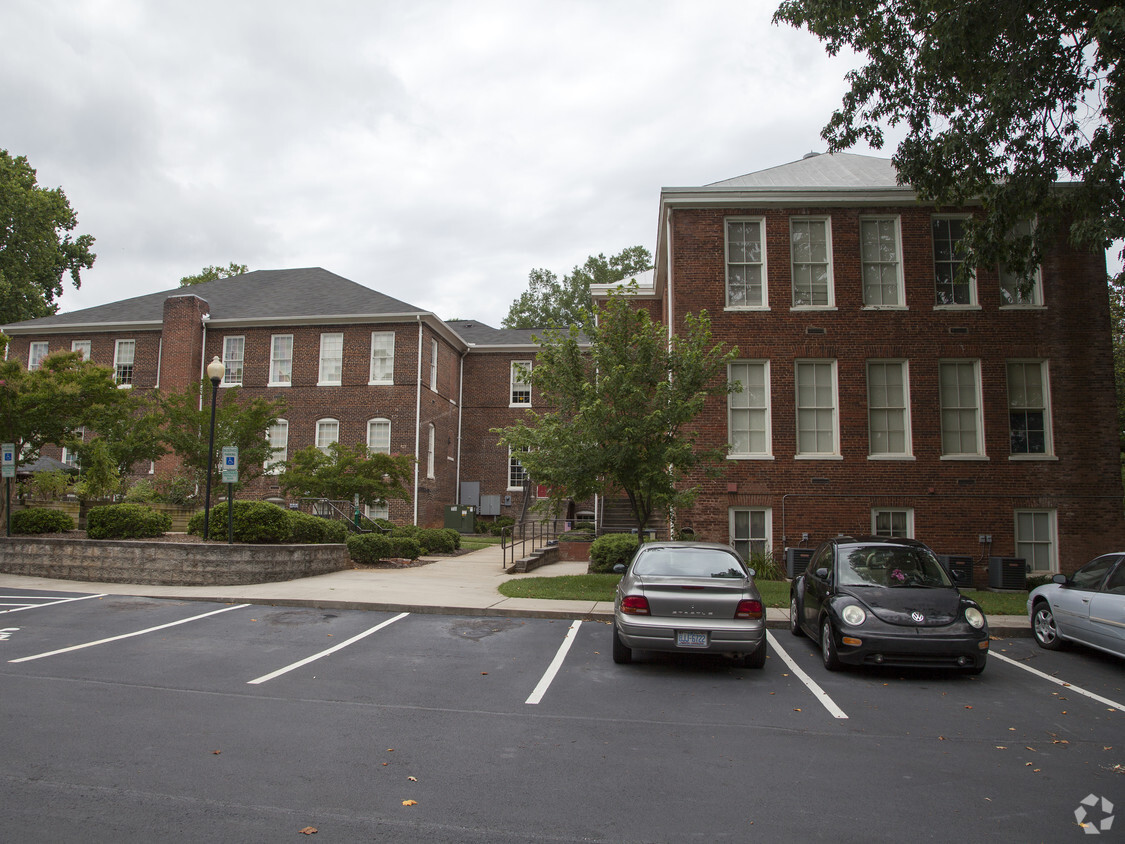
left=706, top=152, right=902, bottom=190
left=444, top=320, right=544, bottom=347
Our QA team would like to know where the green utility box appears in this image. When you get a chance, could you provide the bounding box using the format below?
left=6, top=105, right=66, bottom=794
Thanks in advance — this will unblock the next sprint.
left=444, top=504, right=476, bottom=534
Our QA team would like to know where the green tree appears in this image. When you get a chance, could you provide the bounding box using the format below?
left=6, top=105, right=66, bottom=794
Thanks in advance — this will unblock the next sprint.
left=159, top=380, right=286, bottom=492
left=0, top=150, right=96, bottom=324
left=277, top=442, right=413, bottom=509
left=72, top=437, right=122, bottom=502
left=179, top=262, right=249, bottom=287
left=773, top=1, right=1124, bottom=283
left=502, top=246, right=652, bottom=329
left=495, top=284, right=738, bottom=533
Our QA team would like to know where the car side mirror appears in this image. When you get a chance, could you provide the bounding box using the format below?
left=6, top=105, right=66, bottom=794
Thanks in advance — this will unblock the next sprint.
left=747, top=568, right=756, bottom=579
left=1052, top=573, right=1068, bottom=585
left=815, top=567, right=829, bottom=580
left=613, top=564, right=626, bottom=574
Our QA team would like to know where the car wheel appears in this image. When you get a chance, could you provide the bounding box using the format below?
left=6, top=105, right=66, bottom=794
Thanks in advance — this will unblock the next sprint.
left=820, top=618, right=841, bottom=671
left=1032, top=602, right=1063, bottom=651
left=789, top=594, right=804, bottom=638
left=611, top=621, right=632, bottom=664
left=742, top=642, right=767, bottom=669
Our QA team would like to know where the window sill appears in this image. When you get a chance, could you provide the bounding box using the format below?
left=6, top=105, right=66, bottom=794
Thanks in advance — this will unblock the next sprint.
left=116, top=384, right=133, bottom=390
left=1008, top=454, right=1057, bottom=461
left=789, top=306, right=837, bottom=312
left=999, top=304, right=1046, bottom=311
left=368, top=380, right=393, bottom=386
left=220, top=382, right=241, bottom=388
left=861, top=305, right=907, bottom=311
left=509, top=403, right=532, bottom=409
left=317, top=381, right=342, bottom=387
left=267, top=382, right=291, bottom=388
left=726, top=454, right=774, bottom=461
left=867, top=455, right=915, bottom=461
left=794, top=454, right=843, bottom=460
left=933, top=304, right=981, bottom=311
left=724, top=306, right=770, bottom=312
left=939, top=455, right=989, bottom=461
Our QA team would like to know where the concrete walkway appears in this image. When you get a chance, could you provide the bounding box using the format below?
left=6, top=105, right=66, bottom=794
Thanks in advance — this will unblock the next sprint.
left=0, top=542, right=1031, bottom=634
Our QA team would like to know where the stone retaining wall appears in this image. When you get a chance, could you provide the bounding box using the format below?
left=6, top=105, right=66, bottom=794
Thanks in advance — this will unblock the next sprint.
left=0, top=537, right=350, bottom=586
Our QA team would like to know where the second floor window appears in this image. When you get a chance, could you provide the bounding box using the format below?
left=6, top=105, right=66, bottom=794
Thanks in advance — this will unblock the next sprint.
left=114, top=339, right=135, bottom=386
left=939, top=360, right=984, bottom=456
left=265, top=420, right=288, bottom=474
left=999, top=220, right=1043, bottom=306
left=867, top=361, right=910, bottom=457
left=1007, top=361, right=1052, bottom=456
left=933, top=216, right=975, bottom=305
left=222, top=336, right=244, bottom=386
left=790, top=218, right=832, bottom=307
left=511, top=361, right=532, bottom=406
left=725, top=218, right=766, bottom=308
left=368, top=418, right=391, bottom=454
left=795, top=360, right=838, bottom=456
left=860, top=218, right=903, bottom=307
left=319, top=333, right=343, bottom=385
left=430, top=339, right=439, bottom=391
left=369, top=332, right=395, bottom=384
left=728, top=361, right=770, bottom=457
left=270, top=335, right=293, bottom=386
left=316, top=419, right=339, bottom=453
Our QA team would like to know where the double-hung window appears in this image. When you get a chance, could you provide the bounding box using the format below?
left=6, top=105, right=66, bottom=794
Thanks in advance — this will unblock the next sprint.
left=867, top=361, right=911, bottom=457
left=430, top=339, right=439, bottom=392
left=1015, top=510, right=1057, bottom=573
left=725, top=218, right=766, bottom=308
left=728, top=361, right=770, bottom=457
left=1007, top=361, right=1052, bottom=456
left=860, top=217, right=904, bottom=307
left=71, top=340, right=91, bottom=361
left=730, top=508, right=771, bottom=561
left=315, top=419, right=339, bottom=453
left=28, top=341, right=49, bottom=371
left=795, top=360, right=839, bottom=457
left=222, top=336, right=244, bottom=386
left=939, top=360, right=984, bottom=457
left=933, top=216, right=975, bottom=306
left=426, top=424, right=436, bottom=479
left=265, top=420, right=288, bottom=474
left=999, top=220, right=1043, bottom=306
left=509, top=446, right=529, bottom=490
left=790, top=217, right=833, bottom=308
left=318, top=333, right=343, bottom=386
left=872, top=508, right=913, bottom=538
left=367, top=418, right=391, bottom=455
left=510, top=361, right=532, bottom=407
left=114, top=339, right=135, bottom=386
left=369, top=332, right=395, bottom=384
left=270, top=335, right=293, bottom=386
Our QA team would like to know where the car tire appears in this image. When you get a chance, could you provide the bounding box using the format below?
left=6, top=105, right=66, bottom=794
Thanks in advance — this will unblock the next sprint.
left=742, top=642, right=767, bottom=669
left=789, top=593, right=804, bottom=638
left=612, top=621, right=632, bottom=664
left=1032, top=602, right=1064, bottom=651
left=821, top=618, right=842, bottom=671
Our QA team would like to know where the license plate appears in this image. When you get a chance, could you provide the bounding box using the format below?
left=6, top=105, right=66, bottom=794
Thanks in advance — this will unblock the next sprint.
left=676, top=631, right=709, bottom=648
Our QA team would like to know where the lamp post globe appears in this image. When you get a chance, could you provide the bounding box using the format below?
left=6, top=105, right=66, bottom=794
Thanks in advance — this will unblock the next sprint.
left=202, top=356, right=225, bottom=540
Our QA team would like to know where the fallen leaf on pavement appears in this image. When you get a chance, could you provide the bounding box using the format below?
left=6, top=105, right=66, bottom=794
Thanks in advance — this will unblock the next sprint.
left=299, top=827, right=317, bottom=835
left=402, top=800, right=418, bottom=807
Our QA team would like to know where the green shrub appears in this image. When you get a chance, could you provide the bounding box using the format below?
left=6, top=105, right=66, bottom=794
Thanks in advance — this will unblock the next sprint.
left=86, top=503, right=171, bottom=539
left=160, top=477, right=196, bottom=506
left=321, top=519, right=349, bottom=543
left=123, top=479, right=160, bottom=504
left=347, top=532, right=395, bottom=564
left=29, top=470, right=72, bottom=501
left=589, top=533, right=640, bottom=573
left=188, top=500, right=293, bottom=543
left=746, top=550, right=784, bottom=581
left=11, top=507, right=75, bottom=535
left=391, top=536, right=423, bottom=560
left=288, top=511, right=331, bottom=543
left=416, top=527, right=457, bottom=554
left=392, top=523, right=420, bottom=538
left=441, top=527, right=461, bottom=550
left=574, top=520, right=595, bottom=531
left=1025, top=574, right=1054, bottom=591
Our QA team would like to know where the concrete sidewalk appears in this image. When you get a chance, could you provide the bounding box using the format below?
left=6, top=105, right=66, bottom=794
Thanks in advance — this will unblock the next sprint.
left=0, top=542, right=1031, bottom=635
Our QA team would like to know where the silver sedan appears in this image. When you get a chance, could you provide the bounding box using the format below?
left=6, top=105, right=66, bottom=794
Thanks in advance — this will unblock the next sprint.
left=612, top=541, right=767, bottom=668
left=1028, top=553, right=1125, bottom=659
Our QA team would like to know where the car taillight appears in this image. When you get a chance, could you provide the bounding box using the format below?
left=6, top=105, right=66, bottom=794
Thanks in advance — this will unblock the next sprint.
left=735, top=599, right=763, bottom=619
left=621, top=595, right=650, bottom=615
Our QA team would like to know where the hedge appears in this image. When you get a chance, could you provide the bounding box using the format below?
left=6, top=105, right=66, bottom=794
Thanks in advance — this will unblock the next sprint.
left=589, top=533, right=640, bottom=573
left=86, top=503, right=171, bottom=539
left=10, top=507, right=75, bottom=535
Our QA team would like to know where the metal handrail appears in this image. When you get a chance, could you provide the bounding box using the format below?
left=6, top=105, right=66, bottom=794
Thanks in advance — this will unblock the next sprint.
left=297, top=498, right=391, bottom=534
left=500, top=518, right=592, bottom=570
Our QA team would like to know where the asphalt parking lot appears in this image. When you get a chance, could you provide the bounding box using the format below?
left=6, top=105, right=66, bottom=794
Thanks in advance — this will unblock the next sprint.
left=1, top=588, right=1122, bottom=842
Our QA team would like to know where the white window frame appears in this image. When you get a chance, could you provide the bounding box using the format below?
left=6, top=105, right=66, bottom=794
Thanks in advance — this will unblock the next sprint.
left=114, top=339, right=135, bottom=387
left=315, top=418, right=339, bottom=453
left=269, top=334, right=293, bottom=387
left=369, top=331, right=395, bottom=385
left=367, top=418, right=391, bottom=455
left=28, top=341, right=49, bottom=371
left=790, top=216, right=834, bottom=309
left=728, top=360, right=771, bottom=458
left=510, top=360, right=532, bottom=407
left=932, top=215, right=977, bottom=307
left=999, top=219, right=1044, bottom=307
left=729, top=507, right=771, bottom=563
left=265, top=420, right=288, bottom=474
left=1006, top=360, right=1053, bottom=458
left=222, top=336, right=245, bottom=386
left=872, top=508, right=914, bottom=538
left=867, top=360, right=913, bottom=459
left=365, top=501, right=389, bottom=521
left=795, top=360, right=840, bottom=458
left=430, top=339, right=439, bottom=392
left=725, top=217, right=768, bottom=310
left=426, top=423, right=436, bottom=479
left=508, top=446, right=529, bottom=491
left=939, top=360, right=986, bottom=459
left=71, top=340, right=91, bottom=361
left=1015, top=509, right=1058, bottom=574
left=318, top=332, right=344, bottom=386
left=859, top=216, right=905, bottom=308
left=61, top=427, right=84, bottom=469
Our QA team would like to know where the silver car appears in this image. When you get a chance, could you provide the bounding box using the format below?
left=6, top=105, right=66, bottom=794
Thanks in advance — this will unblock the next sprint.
left=1028, top=554, right=1125, bottom=659
left=612, top=541, right=767, bottom=668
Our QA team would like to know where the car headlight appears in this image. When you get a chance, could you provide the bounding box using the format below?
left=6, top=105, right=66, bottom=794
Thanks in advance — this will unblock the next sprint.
left=841, top=604, right=866, bottom=626
left=964, top=607, right=985, bottom=629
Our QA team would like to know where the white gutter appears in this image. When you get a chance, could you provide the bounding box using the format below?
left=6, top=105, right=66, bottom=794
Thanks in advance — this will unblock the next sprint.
left=413, top=317, right=423, bottom=526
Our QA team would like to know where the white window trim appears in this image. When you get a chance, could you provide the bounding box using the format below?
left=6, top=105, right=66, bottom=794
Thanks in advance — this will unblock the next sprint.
left=510, top=360, right=532, bottom=408
left=939, top=359, right=987, bottom=460
left=795, top=359, right=841, bottom=459
left=265, top=420, right=288, bottom=474
left=789, top=216, right=835, bottom=310
left=728, top=507, right=772, bottom=562
left=71, top=340, right=91, bottom=361
left=318, top=332, right=344, bottom=387
left=508, top=446, right=529, bottom=491
left=366, top=501, right=389, bottom=521
left=367, top=418, right=391, bottom=455
left=724, top=217, right=769, bottom=311
left=28, top=341, right=49, bottom=371
left=1014, top=509, right=1058, bottom=574
left=932, top=214, right=978, bottom=309
left=871, top=508, right=915, bottom=538
left=859, top=215, right=907, bottom=310
left=114, top=339, right=135, bottom=388
left=727, top=360, right=772, bottom=459
left=429, top=339, right=439, bottom=392
left=369, top=331, right=395, bottom=385
left=315, top=418, right=340, bottom=453
left=222, top=336, right=245, bottom=387
left=426, top=423, right=436, bottom=479
left=269, top=334, right=293, bottom=387
left=1007, top=359, right=1055, bottom=460
left=866, top=359, right=914, bottom=459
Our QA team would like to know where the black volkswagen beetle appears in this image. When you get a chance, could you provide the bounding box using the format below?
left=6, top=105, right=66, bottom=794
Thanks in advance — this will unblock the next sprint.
left=790, top=536, right=989, bottom=673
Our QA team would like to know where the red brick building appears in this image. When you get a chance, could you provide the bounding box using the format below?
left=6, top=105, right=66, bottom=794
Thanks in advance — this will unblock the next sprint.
left=623, top=152, right=1125, bottom=577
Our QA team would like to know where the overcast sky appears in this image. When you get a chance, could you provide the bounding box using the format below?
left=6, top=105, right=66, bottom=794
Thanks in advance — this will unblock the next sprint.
left=10, top=0, right=1097, bottom=330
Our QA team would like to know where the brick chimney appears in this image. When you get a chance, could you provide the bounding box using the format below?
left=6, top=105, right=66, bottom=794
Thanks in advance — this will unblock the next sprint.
left=159, top=294, right=209, bottom=392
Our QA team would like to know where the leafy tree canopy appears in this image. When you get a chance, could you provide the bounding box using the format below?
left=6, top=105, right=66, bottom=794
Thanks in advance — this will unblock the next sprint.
left=495, top=284, right=738, bottom=533
left=179, top=262, right=249, bottom=287
left=278, top=442, right=413, bottom=507
left=773, top=1, right=1125, bottom=281
left=0, top=150, right=96, bottom=324
left=502, top=246, right=652, bottom=329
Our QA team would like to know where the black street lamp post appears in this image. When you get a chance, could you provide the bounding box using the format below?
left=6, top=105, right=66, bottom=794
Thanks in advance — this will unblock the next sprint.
left=202, top=356, right=225, bottom=541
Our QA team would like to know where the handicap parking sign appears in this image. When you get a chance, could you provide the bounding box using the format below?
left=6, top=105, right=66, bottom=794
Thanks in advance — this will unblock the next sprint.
left=221, top=446, right=238, bottom=483
left=1, top=443, right=14, bottom=479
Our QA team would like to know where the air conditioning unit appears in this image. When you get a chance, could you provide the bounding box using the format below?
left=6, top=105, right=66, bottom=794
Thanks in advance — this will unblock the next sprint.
left=939, top=554, right=974, bottom=587
left=786, top=547, right=815, bottom=579
left=988, top=557, right=1027, bottom=591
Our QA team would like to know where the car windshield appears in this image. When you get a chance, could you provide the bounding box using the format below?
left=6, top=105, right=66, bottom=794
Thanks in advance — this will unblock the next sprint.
left=838, top=545, right=952, bottom=588
left=632, top=548, right=747, bottom=579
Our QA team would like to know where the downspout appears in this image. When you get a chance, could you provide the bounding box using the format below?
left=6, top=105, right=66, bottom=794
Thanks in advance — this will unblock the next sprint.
left=155, top=338, right=163, bottom=389
left=198, top=319, right=208, bottom=412
left=665, top=209, right=675, bottom=535
left=455, top=350, right=465, bottom=505
left=413, top=317, right=423, bottom=526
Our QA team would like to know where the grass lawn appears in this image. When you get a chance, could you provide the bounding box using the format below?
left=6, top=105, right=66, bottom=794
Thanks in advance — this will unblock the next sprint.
left=498, top=574, right=1031, bottom=616
left=458, top=535, right=503, bottom=552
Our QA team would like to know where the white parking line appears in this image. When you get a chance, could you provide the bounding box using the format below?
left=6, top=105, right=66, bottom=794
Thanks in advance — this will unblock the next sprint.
left=525, top=619, right=582, bottom=705
left=990, top=651, right=1124, bottom=712
left=247, top=612, right=410, bottom=685
left=0, top=594, right=107, bottom=615
left=9, top=604, right=250, bottom=662
left=766, top=631, right=849, bottom=720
